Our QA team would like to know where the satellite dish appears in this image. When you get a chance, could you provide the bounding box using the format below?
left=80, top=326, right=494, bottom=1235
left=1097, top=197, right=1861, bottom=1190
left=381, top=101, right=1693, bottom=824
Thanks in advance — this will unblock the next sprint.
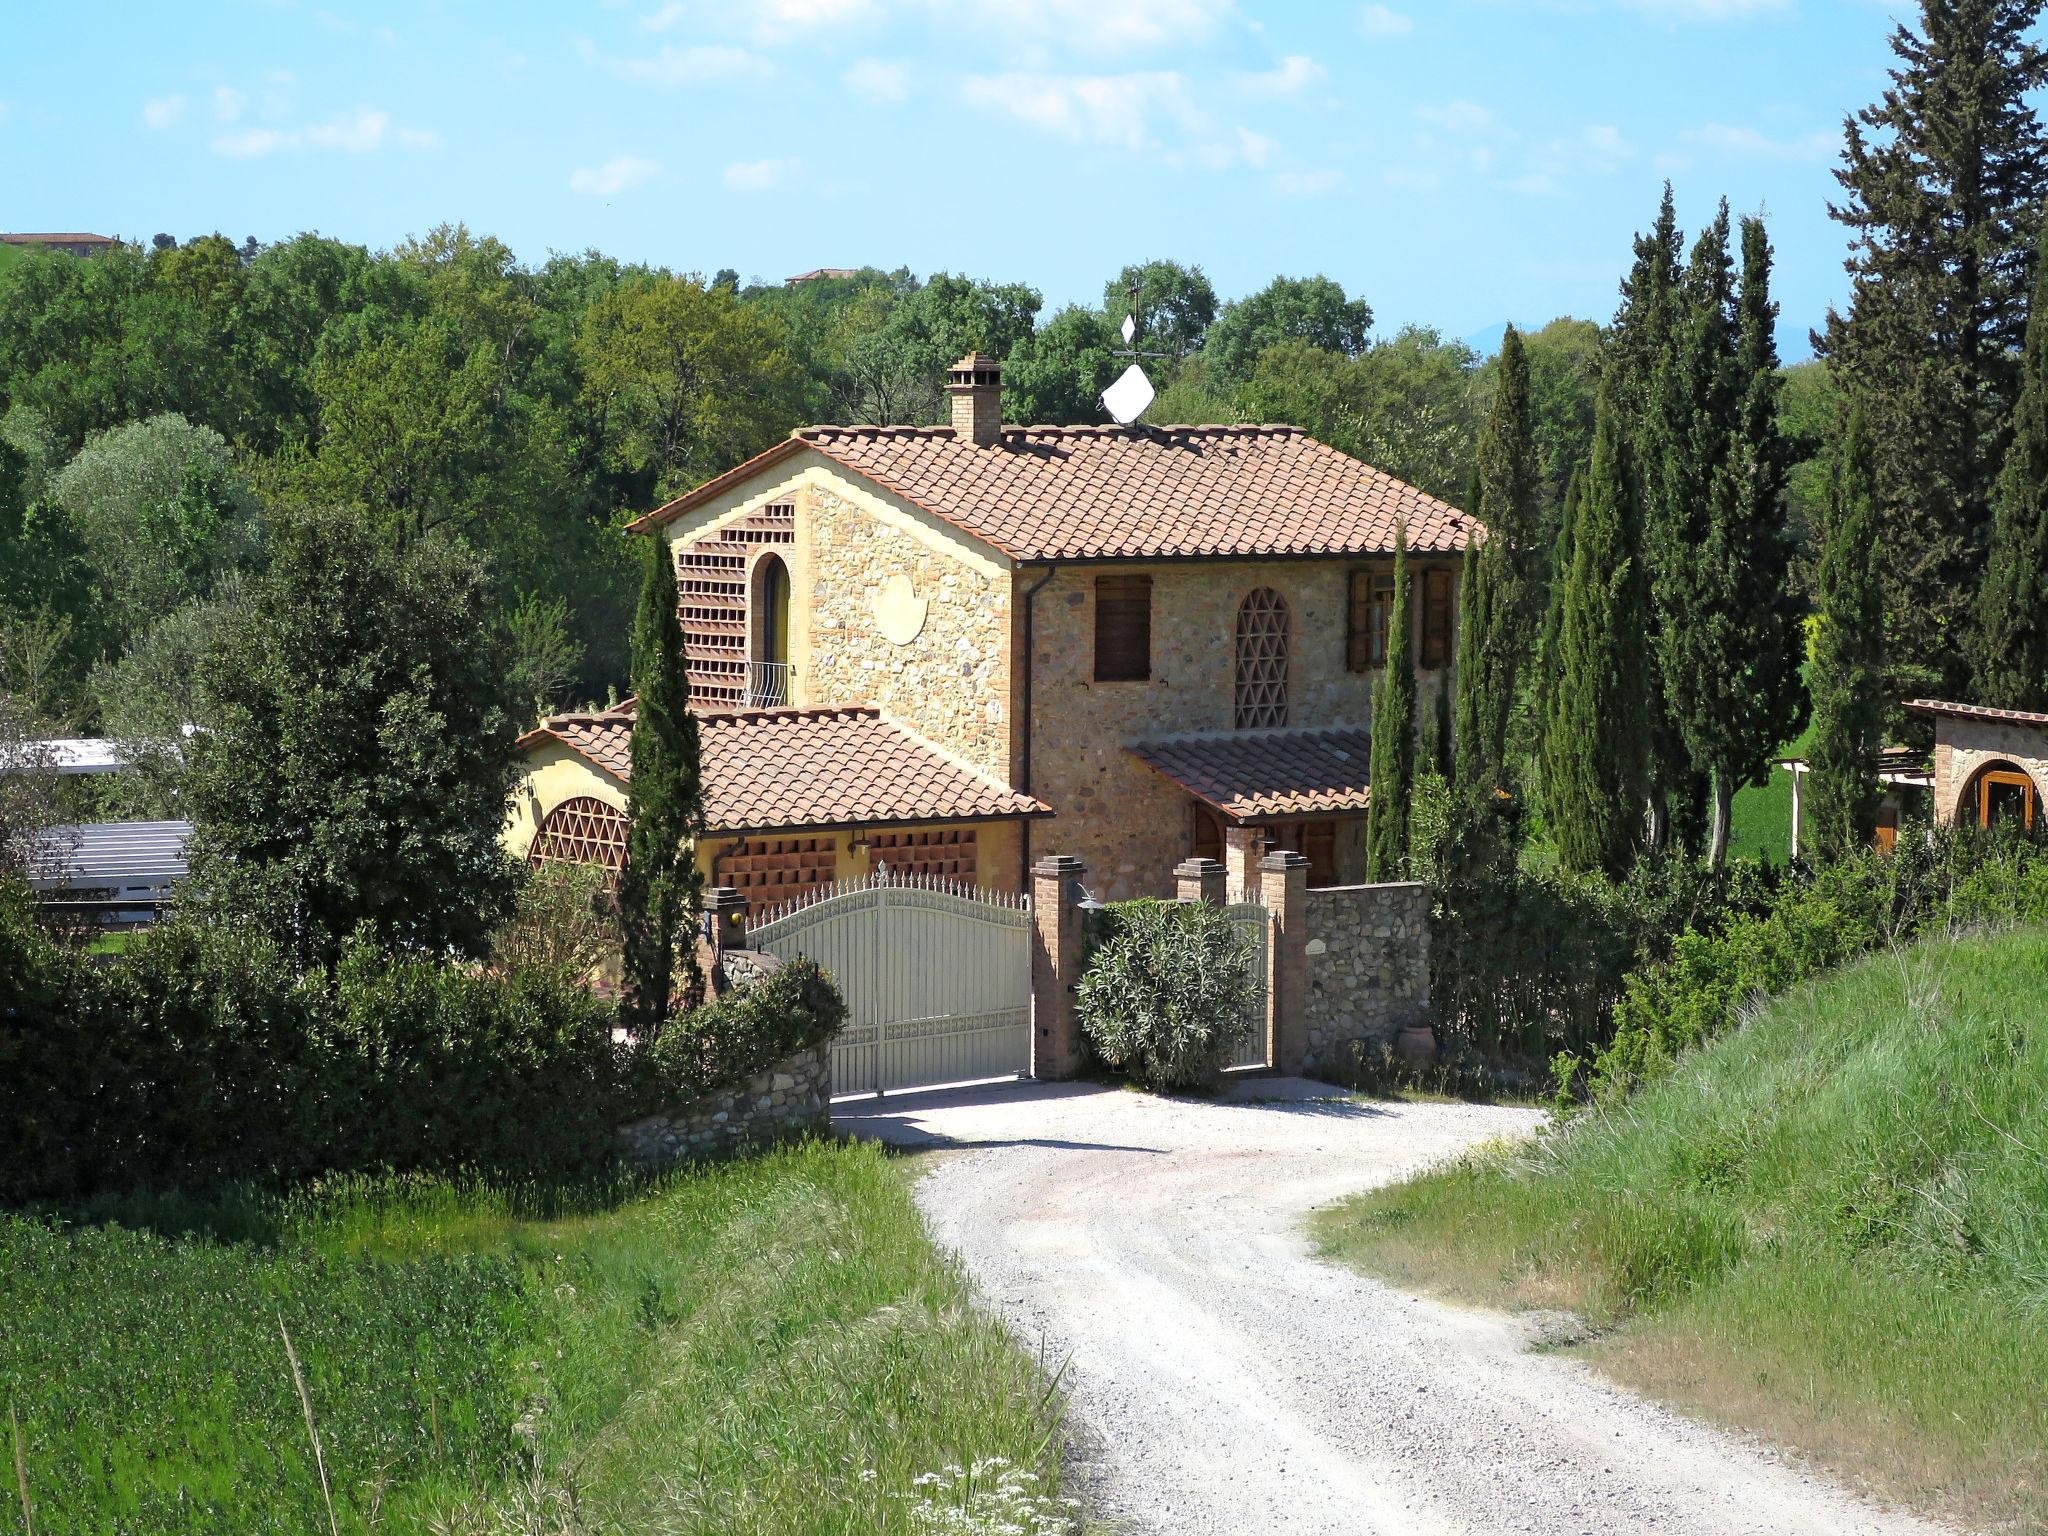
left=1102, top=362, right=1156, bottom=426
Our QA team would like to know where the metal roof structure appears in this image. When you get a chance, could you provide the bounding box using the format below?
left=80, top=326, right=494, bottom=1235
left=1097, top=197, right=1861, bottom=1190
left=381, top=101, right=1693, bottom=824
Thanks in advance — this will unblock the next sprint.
left=29, top=820, right=191, bottom=896
left=36, top=738, right=134, bottom=776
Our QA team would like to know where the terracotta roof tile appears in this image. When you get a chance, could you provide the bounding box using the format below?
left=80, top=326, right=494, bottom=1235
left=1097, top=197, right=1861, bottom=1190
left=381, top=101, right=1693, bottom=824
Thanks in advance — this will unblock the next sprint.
left=629, top=423, right=1475, bottom=562
left=1904, top=697, right=2048, bottom=728
left=517, top=706, right=1048, bottom=835
left=1130, top=727, right=1375, bottom=820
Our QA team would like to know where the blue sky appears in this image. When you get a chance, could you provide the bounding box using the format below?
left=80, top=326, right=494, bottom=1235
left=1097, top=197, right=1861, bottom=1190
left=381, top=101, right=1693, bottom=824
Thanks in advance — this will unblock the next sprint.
left=2, top=1, right=1939, bottom=354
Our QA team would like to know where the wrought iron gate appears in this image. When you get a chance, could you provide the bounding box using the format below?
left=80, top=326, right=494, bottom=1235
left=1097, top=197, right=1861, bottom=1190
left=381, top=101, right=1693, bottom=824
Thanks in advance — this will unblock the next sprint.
left=1224, top=894, right=1272, bottom=1070
left=750, top=869, right=1033, bottom=1097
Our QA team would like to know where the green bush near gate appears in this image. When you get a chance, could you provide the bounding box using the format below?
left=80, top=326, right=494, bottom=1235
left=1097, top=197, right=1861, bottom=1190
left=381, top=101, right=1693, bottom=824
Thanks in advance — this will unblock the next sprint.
left=1077, top=899, right=1258, bottom=1091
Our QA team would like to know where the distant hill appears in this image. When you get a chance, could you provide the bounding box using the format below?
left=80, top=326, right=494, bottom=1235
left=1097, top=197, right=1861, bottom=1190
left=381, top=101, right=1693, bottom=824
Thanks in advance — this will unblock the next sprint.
left=1459, top=321, right=1526, bottom=358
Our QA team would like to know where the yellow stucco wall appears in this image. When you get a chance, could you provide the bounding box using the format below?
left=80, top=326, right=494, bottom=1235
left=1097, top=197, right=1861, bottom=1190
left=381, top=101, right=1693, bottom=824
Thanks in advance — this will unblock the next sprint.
left=503, top=741, right=627, bottom=861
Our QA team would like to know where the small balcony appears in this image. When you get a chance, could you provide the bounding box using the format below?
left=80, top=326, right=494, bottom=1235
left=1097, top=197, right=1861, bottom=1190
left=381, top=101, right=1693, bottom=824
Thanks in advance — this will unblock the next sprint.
left=745, top=661, right=794, bottom=708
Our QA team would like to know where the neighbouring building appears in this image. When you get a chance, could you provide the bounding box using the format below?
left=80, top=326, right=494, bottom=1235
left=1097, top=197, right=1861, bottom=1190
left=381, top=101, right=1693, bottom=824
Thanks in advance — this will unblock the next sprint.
left=1, top=232, right=121, bottom=258
left=507, top=354, right=1476, bottom=910
left=1911, top=698, right=2048, bottom=832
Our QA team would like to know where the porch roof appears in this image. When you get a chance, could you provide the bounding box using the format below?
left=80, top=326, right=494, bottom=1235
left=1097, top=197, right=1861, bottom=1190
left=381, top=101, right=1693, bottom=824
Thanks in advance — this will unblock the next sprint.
left=517, top=705, right=1049, bottom=837
left=1904, top=697, right=2048, bottom=729
left=1129, top=726, right=1374, bottom=822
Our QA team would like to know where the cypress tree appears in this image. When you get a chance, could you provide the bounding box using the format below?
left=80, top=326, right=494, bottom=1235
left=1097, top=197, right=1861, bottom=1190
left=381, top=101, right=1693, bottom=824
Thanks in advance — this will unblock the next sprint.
left=1365, top=525, right=1416, bottom=882
left=1427, top=639, right=1455, bottom=783
left=1819, top=0, right=2048, bottom=700
left=1547, top=378, right=1649, bottom=878
left=1807, top=406, right=1887, bottom=861
left=617, top=534, right=705, bottom=1032
left=1977, top=224, right=2048, bottom=712
left=1534, top=466, right=1581, bottom=825
left=1478, top=324, right=1544, bottom=646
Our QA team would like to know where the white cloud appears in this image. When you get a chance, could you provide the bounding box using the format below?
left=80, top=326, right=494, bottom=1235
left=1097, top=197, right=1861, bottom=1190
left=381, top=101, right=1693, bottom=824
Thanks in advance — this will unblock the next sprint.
left=213, top=85, right=245, bottom=123
left=958, top=70, right=1197, bottom=151
left=1682, top=121, right=1834, bottom=161
left=966, top=0, right=1232, bottom=56
left=644, top=0, right=873, bottom=41
left=724, top=155, right=799, bottom=190
left=1273, top=168, right=1342, bottom=196
left=571, top=155, right=662, bottom=195
left=1358, top=4, right=1413, bottom=37
left=210, top=109, right=437, bottom=159
left=844, top=57, right=910, bottom=104
left=1240, top=54, right=1323, bottom=97
left=142, top=95, right=187, bottom=130
left=1416, top=99, right=1492, bottom=134
left=589, top=39, right=775, bottom=85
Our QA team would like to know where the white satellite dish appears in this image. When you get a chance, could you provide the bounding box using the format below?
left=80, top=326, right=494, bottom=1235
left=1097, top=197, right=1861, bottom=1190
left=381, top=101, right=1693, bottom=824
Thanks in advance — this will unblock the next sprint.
left=1102, top=361, right=1156, bottom=426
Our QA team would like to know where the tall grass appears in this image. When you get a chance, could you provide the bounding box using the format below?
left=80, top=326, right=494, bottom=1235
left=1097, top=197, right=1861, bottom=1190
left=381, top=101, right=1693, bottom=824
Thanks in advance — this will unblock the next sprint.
left=1, top=1140, right=1066, bottom=1535
left=1315, top=926, right=2048, bottom=1528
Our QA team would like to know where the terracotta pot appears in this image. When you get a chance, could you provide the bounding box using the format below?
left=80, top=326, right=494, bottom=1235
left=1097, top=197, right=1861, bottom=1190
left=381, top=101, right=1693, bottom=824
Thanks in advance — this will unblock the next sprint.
left=1395, top=1025, right=1438, bottom=1063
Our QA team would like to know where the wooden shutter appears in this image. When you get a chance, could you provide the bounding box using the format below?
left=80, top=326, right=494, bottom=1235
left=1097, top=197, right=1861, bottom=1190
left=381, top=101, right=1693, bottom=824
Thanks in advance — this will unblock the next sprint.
left=1094, top=574, right=1152, bottom=681
left=1420, top=568, right=1454, bottom=668
left=1347, top=567, right=1398, bottom=672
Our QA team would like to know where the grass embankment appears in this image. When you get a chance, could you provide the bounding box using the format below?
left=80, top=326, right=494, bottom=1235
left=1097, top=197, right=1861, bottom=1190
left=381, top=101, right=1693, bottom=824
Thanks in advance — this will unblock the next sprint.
left=1315, top=927, right=2048, bottom=1529
left=1, top=1139, right=1066, bottom=1535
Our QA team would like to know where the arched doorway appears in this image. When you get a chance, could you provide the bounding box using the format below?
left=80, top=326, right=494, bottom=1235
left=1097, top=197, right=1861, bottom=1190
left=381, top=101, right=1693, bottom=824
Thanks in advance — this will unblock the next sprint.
left=749, top=552, right=792, bottom=706
left=1961, top=760, right=2040, bottom=831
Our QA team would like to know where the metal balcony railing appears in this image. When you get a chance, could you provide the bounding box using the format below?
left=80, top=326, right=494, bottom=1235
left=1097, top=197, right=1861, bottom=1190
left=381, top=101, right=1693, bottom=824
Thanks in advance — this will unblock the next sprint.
left=745, top=661, right=794, bottom=708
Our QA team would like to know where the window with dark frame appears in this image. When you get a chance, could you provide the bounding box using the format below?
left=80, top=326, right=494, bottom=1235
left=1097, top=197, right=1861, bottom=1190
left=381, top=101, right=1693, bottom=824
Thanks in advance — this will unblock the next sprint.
left=1094, top=573, right=1152, bottom=681
left=1346, top=567, right=1397, bottom=671
left=1420, top=567, right=1454, bottom=668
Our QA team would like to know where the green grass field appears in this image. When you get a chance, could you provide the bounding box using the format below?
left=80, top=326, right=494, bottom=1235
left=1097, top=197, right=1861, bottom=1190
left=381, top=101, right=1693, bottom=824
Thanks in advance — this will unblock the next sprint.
left=1, top=1140, right=1068, bottom=1535
left=1314, top=926, right=2048, bottom=1530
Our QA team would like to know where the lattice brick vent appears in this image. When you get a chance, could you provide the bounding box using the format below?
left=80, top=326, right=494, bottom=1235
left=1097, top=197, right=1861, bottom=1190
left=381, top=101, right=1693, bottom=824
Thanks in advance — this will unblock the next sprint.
left=721, top=835, right=838, bottom=912
left=529, top=796, right=627, bottom=873
left=1235, top=587, right=1291, bottom=729
left=869, top=827, right=977, bottom=883
left=678, top=502, right=796, bottom=710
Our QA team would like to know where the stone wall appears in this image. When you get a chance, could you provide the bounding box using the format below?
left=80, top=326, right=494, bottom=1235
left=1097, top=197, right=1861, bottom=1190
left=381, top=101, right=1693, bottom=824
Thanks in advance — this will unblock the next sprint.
left=799, top=476, right=1014, bottom=781
left=1024, top=561, right=1457, bottom=900
left=1932, top=717, right=2048, bottom=825
left=1300, top=881, right=1431, bottom=1074
left=618, top=1041, right=831, bottom=1166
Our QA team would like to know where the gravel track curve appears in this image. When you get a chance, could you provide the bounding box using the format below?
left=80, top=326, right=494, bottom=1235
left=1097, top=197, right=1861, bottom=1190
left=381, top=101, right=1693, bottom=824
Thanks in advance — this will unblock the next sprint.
left=837, top=1076, right=1955, bottom=1536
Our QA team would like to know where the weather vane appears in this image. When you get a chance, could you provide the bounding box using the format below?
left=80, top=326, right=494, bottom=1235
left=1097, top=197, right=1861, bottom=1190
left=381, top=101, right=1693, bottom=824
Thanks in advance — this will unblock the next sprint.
left=1101, top=280, right=1170, bottom=426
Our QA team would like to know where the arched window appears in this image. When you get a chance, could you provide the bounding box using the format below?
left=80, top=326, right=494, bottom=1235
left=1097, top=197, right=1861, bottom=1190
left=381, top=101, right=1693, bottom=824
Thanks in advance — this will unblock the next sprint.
left=1962, top=760, right=2039, bottom=831
left=1235, top=587, right=1290, bottom=728
left=529, top=796, right=628, bottom=874
left=749, top=552, right=792, bottom=705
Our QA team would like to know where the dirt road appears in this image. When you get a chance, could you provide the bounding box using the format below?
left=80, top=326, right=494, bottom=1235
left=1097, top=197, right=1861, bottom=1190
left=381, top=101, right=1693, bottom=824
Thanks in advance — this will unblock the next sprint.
left=838, top=1077, right=1952, bottom=1536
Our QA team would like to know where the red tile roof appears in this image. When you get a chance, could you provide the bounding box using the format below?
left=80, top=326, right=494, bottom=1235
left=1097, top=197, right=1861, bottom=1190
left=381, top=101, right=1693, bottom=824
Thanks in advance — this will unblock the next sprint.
left=1130, top=727, right=1375, bottom=821
left=0, top=232, right=119, bottom=245
left=627, top=423, right=1475, bottom=562
left=517, top=706, right=1048, bottom=835
left=1905, top=698, right=2048, bottom=728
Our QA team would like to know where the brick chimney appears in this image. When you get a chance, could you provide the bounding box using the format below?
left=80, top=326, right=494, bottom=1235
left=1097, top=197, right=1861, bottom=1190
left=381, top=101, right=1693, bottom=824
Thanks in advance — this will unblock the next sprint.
left=946, top=352, right=1004, bottom=447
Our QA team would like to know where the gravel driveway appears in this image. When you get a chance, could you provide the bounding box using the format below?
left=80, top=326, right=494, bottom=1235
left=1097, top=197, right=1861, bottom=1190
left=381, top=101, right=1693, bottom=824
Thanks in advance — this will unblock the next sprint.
left=838, top=1076, right=1953, bottom=1536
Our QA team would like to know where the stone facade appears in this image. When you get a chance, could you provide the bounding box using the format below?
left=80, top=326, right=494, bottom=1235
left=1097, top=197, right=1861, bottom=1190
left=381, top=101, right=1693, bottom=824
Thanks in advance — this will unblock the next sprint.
left=798, top=475, right=1014, bottom=781
left=1300, top=881, right=1432, bottom=1074
left=617, top=1041, right=831, bottom=1166
left=1931, top=717, right=2048, bottom=826
left=1024, top=560, right=1456, bottom=900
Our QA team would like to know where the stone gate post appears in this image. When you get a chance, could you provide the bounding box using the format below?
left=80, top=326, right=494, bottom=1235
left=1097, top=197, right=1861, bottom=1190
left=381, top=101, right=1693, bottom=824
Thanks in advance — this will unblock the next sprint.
left=1173, top=856, right=1227, bottom=906
left=1030, top=854, right=1087, bottom=1081
left=1260, top=850, right=1309, bottom=1076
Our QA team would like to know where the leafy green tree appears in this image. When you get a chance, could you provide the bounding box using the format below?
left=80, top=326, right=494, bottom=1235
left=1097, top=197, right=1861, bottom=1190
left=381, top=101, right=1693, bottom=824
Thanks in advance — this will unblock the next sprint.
left=617, top=534, right=704, bottom=1031
left=837, top=272, right=1041, bottom=426
left=1204, top=274, right=1373, bottom=387
left=1819, top=0, right=2048, bottom=699
left=1365, top=525, right=1416, bottom=881
left=1004, top=304, right=1119, bottom=425
left=183, top=508, right=521, bottom=967
left=1514, top=318, right=1603, bottom=509
left=1546, top=380, right=1649, bottom=877
left=1104, top=259, right=1218, bottom=361
left=1976, top=226, right=2048, bottom=711
left=1806, top=407, right=1887, bottom=860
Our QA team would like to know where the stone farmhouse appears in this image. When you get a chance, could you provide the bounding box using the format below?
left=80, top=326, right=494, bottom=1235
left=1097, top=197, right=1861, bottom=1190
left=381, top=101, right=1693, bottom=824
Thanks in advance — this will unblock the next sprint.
left=1910, top=698, right=2047, bottom=832
left=507, top=354, right=1476, bottom=912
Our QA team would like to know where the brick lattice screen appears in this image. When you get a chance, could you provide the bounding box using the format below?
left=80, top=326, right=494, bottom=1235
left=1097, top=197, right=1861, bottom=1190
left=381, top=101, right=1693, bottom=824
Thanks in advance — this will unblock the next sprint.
left=868, top=827, right=977, bottom=882
left=529, top=796, right=627, bottom=873
left=677, top=502, right=796, bottom=710
left=1235, top=587, right=1291, bottom=729
left=721, top=835, right=838, bottom=912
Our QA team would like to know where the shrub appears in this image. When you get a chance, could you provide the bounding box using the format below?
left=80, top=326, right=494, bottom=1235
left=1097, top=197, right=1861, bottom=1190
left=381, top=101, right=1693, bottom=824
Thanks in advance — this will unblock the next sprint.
left=1076, top=900, right=1257, bottom=1091
left=637, top=956, right=844, bottom=1103
left=488, top=859, right=618, bottom=980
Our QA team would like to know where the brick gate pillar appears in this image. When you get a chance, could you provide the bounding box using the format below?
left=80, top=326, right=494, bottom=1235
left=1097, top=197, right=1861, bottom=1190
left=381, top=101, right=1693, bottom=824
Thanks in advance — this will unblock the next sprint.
left=1173, top=856, right=1227, bottom=906
left=1223, top=824, right=1264, bottom=896
left=1261, top=850, right=1310, bottom=1076
left=1030, top=854, right=1088, bottom=1080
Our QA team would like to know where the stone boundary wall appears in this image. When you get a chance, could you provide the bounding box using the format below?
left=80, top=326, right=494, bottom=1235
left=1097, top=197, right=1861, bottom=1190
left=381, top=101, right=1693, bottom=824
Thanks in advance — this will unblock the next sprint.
left=619, top=1041, right=831, bottom=1166
left=1301, top=881, right=1431, bottom=1074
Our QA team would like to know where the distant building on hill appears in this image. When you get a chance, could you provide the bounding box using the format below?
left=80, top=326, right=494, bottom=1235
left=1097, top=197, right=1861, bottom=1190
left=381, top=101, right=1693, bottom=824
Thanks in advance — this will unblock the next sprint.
left=1, top=232, right=121, bottom=257
left=785, top=267, right=859, bottom=285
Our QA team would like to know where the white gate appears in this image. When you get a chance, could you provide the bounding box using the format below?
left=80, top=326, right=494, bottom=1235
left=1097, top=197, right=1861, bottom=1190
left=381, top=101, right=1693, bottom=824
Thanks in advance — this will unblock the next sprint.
left=1224, top=894, right=1272, bottom=1070
left=750, top=869, right=1033, bottom=1097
